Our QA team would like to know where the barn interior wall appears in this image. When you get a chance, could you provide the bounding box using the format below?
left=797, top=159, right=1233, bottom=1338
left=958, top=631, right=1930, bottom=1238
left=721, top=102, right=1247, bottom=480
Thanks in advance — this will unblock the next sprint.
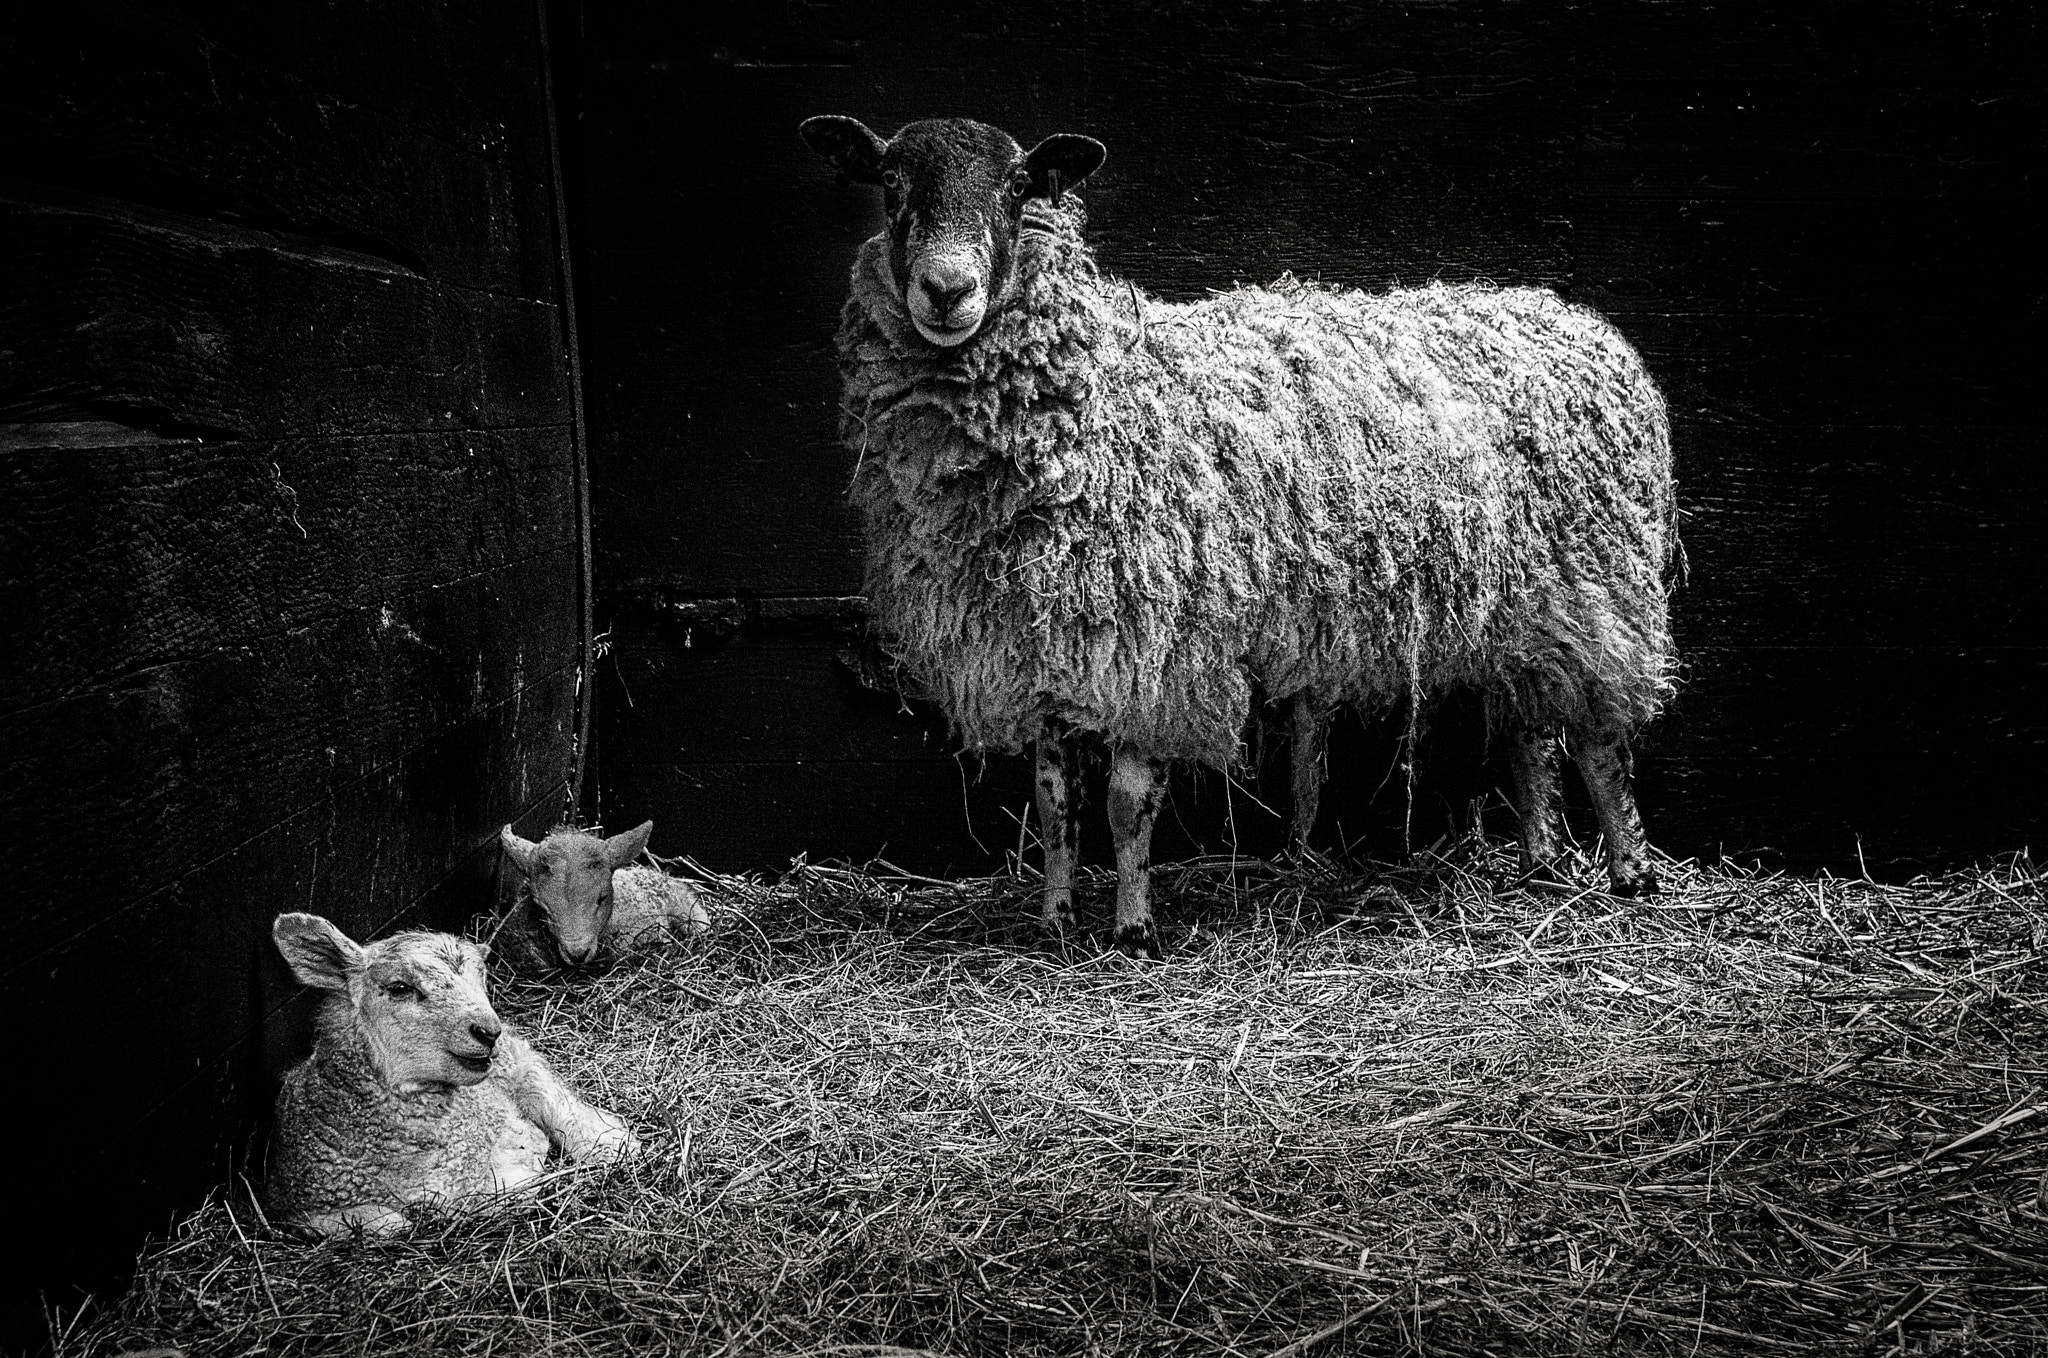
left=564, top=2, right=2043, bottom=880
left=1, top=1, right=585, bottom=1341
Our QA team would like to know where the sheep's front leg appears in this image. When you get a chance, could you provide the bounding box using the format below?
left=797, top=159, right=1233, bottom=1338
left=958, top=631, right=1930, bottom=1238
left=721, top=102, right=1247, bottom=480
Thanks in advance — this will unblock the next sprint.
left=497, top=1032, right=640, bottom=1162
left=1288, top=693, right=1330, bottom=857
left=1570, top=725, right=1659, bottom=897
left=1107, top=746, right=1169, bottom=959
left=1509, top=724, right=1566, bottom=879
left=1035, top=732, right=1082, bottom=931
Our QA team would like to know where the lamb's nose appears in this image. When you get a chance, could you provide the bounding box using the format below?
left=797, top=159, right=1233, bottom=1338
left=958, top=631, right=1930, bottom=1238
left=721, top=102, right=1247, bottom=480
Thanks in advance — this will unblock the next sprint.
left=470, top=1022, right=500, bottom=1048
left=921, top=276, right=973, bottom=316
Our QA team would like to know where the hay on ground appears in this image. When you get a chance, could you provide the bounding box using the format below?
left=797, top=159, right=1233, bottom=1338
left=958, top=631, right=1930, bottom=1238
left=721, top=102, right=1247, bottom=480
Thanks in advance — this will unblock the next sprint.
left=63, top=840, right=2048, bottom=1356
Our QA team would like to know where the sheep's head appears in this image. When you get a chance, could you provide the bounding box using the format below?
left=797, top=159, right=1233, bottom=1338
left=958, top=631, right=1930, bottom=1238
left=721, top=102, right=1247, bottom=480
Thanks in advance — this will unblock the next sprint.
left=499, top=821, right=655, bottom=968
left=273, top=913, right=502, bottom=1094
left=800, top=115, right=1105, bottom=348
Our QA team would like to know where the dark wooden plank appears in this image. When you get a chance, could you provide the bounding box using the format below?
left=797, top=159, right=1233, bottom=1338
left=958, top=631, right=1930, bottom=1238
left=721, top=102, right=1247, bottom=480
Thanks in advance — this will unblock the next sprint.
left=0, top=185, right=572, bottom=437
left=1577, top=196, right=2044, bottom=319
left=599, top=624, right=967, bottom=766
left=2, top=553, right=580, bottom=969
left=1577, top=77, right=2037, bottom=205
left=1613, top=309, right=2035, bottom=429
left=1567, top=3, right=2039, bottom=89
left=1644, top=645, right=2048, bottom=872
left=1673, top=427, right=2046, bottom=650
left=3, top=4, right=558, bottom=297
left=0, top=428, right=575, bottom=713
left=73, top=0, right=559, bottom=187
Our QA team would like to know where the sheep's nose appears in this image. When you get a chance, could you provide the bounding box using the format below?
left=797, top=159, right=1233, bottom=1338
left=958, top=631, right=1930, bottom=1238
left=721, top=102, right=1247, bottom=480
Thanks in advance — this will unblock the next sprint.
left=921, top=276, right=974, bottom=316
left=470, top=1022, right=500, bottom=1048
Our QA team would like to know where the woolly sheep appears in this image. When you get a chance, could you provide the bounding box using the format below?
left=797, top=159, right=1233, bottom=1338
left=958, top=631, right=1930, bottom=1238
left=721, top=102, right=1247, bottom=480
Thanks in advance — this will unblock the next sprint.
left=265, top=913, right=638, bottom=1237
left=800, top=115, right=1677, bottom=956
left=498, top=821, right=710, bottom=970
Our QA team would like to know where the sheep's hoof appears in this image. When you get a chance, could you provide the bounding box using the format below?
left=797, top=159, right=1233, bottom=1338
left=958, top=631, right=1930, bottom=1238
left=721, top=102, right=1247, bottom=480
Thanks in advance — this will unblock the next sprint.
left=1607, top=866, right=1661, bottom=898
left=1111, top=922, right=1162, bottom=960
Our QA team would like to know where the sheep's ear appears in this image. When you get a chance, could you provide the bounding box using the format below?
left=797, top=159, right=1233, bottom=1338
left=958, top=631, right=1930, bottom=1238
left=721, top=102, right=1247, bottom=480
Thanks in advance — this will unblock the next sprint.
left=1022, top=134, right=1106, bottom=206
left=500, top=826, right=540, bottom=877
left=800, top=115, right=888, bottom=186
left=273, top=913, right=363, bottom=992
left=602, top=820, right=656, bottom=870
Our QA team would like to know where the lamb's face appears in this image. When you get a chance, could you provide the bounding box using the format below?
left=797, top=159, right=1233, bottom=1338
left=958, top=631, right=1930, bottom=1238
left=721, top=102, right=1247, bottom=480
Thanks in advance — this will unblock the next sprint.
left=500, top=821, right=655, bottom=968
left=352, top=933, right=501, bottom=1092
left=801, top=116, right=1106, bottom=348
left=272, top=914, right=503, bottom=1094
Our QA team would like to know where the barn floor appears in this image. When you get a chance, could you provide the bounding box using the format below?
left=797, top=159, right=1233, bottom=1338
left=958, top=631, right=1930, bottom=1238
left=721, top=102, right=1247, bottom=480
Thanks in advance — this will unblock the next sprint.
left=66, top=842, right=2048, bottom=1356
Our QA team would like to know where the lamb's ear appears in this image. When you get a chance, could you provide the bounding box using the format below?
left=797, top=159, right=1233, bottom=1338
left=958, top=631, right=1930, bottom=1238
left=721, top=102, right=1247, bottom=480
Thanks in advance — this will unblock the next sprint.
left=273, top=913, right=364, bottom=992
left=602, top=819, right=656, bottom=870
left=1023, top=134, right=1106, bottom=206
left=500, top=825, right=540, bottom=877
left=800, top=115, right=888, bottom=186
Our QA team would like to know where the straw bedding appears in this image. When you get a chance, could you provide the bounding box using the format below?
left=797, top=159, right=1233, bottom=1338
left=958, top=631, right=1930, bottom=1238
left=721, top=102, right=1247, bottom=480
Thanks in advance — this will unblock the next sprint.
left=67, top=842, right=2048, bottom=1356
left=838, top=201, right=1677, bottom=765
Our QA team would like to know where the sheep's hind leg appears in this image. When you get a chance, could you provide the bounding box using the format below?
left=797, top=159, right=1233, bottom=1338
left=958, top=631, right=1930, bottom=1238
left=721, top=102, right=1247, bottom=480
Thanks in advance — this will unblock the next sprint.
left=1570, top=725, right=1660, bottom=897
left=1035, top=732, right=1082, bottom=932
left=1509, top=724, right=1566, bottom=882
left=1107, top=746, right=1169, bottom=959
left=1287, top=693, right=1330, bottom=857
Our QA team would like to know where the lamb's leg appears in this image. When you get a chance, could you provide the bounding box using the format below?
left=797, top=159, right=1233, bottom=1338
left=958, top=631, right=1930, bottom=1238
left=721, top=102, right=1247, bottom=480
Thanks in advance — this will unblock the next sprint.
left=1570, top=725, right=1660, bottom=897
left=1509, top=724, right=1566, bottom=879
left=1288, top=693, right=1330, bottom=857
left=1035, top=732, right=1082, bottom=931
left=1107, top=745, right=1169, bottom=959
left=496, top=1032, right=639, bottom=1162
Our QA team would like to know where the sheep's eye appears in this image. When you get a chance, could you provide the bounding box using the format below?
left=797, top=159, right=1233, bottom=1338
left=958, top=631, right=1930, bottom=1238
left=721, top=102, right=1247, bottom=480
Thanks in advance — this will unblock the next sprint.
left=881, top=169, right=901, bottom=189
left=536, top=862, right=551, bottom=876
left=1010, top=176, right=1030, bottom=199
left=385, top=982, right=418, bottom=1000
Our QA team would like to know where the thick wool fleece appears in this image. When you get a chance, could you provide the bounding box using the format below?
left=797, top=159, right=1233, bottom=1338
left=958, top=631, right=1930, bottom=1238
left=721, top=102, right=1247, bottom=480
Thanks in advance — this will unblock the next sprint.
left=837, top=200, right=1676, bottom=767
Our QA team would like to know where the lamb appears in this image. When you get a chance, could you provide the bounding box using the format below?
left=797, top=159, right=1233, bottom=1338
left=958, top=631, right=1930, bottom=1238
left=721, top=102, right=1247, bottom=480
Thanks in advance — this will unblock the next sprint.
left=265, top=912, right=638, bottom=1237
left=800, top=115, right=1678, bottom=956
left=497, top=821, right=710, bottom=970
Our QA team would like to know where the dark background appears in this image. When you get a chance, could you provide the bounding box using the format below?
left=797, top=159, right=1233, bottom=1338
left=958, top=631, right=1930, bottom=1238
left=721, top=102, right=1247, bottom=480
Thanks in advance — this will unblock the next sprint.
left=3, top=0, right=2042, bottom=1348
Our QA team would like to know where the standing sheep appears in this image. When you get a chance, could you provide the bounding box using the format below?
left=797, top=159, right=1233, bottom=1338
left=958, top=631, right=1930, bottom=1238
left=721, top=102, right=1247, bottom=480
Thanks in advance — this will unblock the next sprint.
left=800, top=116, right=1678, bottom=956
left=498, top=821, right=710, bottom=971
left=266, top=913, right=638, bottom=1237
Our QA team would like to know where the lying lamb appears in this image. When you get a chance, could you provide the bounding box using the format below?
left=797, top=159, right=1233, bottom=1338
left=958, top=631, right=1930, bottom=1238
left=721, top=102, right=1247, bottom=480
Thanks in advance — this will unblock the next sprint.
left=265, top=912, right=638, bottom=1237
left=801, top=115, right=1678, bottom=956
left=497, top=820, right=710, bottom=970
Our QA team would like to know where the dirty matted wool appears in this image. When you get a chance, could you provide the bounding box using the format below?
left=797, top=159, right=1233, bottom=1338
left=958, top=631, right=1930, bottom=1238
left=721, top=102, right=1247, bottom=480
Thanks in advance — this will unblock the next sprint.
left=836, top=201, right=1676, bottom=766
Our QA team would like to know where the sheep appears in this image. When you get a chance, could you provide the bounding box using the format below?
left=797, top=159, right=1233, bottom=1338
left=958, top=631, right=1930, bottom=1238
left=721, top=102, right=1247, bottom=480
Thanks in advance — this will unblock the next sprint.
left=800, top=115, right=1678, bottom=957
left=497, top=821, right=710, bottom=971
left=265, top=912, right=639, bottom=1237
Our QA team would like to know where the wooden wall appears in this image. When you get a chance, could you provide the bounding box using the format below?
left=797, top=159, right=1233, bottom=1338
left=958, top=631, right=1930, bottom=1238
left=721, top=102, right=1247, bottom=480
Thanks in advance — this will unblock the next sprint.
left=0, top=2, right=583, bottom=1340
left=564, top=1, right=2043, bottom=880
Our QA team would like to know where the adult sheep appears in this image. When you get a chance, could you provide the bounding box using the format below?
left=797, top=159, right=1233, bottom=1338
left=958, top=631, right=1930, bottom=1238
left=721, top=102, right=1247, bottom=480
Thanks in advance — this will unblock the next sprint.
left=800, top=115, right=1678, bottom=957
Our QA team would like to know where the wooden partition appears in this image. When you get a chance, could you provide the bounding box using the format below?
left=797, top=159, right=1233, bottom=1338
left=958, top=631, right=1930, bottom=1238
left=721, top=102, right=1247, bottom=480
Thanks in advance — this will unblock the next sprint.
left=0, top=2, right=584, bottom=1338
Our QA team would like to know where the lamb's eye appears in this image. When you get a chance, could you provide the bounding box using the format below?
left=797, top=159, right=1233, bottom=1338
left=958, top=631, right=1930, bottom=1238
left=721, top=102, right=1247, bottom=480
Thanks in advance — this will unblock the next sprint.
left=536, top=861, right=551, bottom=876
left=881, top=169, right=901, bottom=189
left=1010, top=176, right=1030, bottom=199
left=385, top=982, right=418, bottom=1000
